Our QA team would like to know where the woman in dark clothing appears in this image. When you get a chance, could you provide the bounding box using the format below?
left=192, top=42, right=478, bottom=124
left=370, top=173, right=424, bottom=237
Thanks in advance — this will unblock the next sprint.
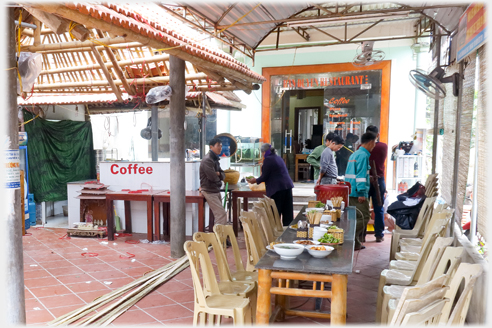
left=247, top=144, right=294, bottom=226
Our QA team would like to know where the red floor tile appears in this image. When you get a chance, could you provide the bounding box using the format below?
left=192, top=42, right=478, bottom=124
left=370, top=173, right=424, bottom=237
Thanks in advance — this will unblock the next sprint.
left=38, top=293, right=85, bottom=309
left=24, top=276, right=61, bottom=288
left=87, top=269, right=129, bottom=280
left=119, top=266, right=154, bottom=277
left=143, top=304, right=193, bottom=321
left=111, top=309, right=161, bottom=325
left=135, top=292, right=176, bottom=308
left=24, top=269, right=52, bottom=280
left=49, top=304, right=86, bottom=319
left=45, top=266, right=86, bottom=277
left=25, top=308, right=55, bottom=325
left=161, top=289, right=195, bottom=303
left=76, top=290, right=109, bottom=303
left=29, top=284, right=72, bottom=298
left=102, top=276, right=136, bottom=289
left=25, top=298, right=45, bottom=312
left=65, top=281, right=111, bottom=293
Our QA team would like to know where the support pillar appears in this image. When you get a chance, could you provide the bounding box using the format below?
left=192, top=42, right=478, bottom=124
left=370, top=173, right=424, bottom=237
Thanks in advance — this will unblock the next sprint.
left=169, top=55, right=186, bottom=258
left=431, top=35, right=441, bottom=174
left=1, top=7, right=26, bottom=325
left=151, top=104, right=158, bottom=161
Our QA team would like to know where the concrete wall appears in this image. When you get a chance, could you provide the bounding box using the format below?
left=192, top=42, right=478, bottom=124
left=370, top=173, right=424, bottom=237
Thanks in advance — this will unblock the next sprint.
left=228, top=39, right=424, bottom=189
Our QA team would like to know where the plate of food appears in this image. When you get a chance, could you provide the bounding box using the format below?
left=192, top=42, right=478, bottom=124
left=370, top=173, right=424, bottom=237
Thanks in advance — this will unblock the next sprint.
left=293, top=240, right=320, bottom=249
left=266, top=241, right=281, bottom=250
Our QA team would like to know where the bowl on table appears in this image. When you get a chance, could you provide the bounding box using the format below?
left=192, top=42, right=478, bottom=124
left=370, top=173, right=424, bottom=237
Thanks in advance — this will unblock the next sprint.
left=307, top=245, right=334, bottom=258
left=273, top=243, right=305, bottom=260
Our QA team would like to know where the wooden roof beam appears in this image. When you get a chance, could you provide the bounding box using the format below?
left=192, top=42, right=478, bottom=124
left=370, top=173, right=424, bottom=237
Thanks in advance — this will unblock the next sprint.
left=40, top=54, right=171, bottom=75
left=96, top=29, right=136, bottom=96
left=24, top=3, right=261, bottom=85
left=90, top=44, right=123, bottom=102
left=21, top=36, right=135, bottom=52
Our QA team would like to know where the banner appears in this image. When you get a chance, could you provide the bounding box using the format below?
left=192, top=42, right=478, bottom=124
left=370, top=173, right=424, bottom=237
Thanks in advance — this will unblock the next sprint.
left=5, top=149, right=20, bottom=189
left=456, top=3, right=486, bottom=63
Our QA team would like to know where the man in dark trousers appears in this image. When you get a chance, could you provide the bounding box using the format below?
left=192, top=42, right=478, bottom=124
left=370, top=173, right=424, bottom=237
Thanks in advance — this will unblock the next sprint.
left=366, top=125, right=388, bottom=242
left=345, top=132, right=377, bottom=250
left=199, top=138, right=227, bottom=226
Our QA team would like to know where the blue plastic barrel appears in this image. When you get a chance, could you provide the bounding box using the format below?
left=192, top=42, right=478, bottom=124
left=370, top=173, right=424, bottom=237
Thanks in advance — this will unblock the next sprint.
left=28, top=193, right=36, bottom=226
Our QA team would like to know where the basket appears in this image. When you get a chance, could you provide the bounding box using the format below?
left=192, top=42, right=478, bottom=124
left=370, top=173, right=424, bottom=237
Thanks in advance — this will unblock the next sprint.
left=308, top=223, right=320, bottom=239
left=308, top=200, right=320, bottom=208
left=296, top=228, right=308, bottom=239
left=223, top=169, right=240, bottom=185
left=248, top=182, right=266, bottom=191
left=327, top=229, right=344, bottom=244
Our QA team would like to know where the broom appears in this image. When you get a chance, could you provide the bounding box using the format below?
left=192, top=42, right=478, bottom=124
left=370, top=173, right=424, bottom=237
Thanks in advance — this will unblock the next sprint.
left=114, top=206, right=121, bottom=232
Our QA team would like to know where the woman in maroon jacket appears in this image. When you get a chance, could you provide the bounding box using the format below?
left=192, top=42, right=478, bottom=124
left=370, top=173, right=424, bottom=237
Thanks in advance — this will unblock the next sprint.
left=247, top=144, right=294, bottom=226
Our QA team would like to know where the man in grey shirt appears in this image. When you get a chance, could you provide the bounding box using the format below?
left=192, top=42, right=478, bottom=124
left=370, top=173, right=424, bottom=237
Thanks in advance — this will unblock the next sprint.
left=317, top=135, right=344, bottom=185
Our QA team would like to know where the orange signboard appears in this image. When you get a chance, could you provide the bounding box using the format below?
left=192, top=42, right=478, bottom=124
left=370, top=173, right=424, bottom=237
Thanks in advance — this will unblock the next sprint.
left=457, top=3, right=486, bottom=62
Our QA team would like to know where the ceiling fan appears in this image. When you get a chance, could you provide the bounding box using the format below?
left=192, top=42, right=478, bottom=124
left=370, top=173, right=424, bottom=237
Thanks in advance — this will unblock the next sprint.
left=352, top=41, right=386, bottom=67
left=408, top=66, right=460, bottom=99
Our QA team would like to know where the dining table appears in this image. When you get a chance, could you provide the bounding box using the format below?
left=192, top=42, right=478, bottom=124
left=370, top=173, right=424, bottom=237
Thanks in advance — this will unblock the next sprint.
left=255, top=206, right=356, bottom=324
left=231, top=185, right=266, bottom=236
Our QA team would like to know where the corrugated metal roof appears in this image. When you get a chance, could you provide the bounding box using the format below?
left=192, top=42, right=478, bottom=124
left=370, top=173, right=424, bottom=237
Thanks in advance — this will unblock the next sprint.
left=178, top=2, right=468, bottom=50
left=179, top=2, right=311, bottom=49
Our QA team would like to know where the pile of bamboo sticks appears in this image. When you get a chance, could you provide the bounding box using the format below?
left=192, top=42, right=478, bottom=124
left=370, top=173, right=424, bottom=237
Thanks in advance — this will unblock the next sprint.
left=48, top=256, right=189, bottom=326
left=306, top=210, right=322, bottom=225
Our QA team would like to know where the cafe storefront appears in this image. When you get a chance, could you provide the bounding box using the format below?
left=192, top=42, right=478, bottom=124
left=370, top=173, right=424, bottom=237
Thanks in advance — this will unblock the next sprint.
left=261, top=61, right=391, bottom=180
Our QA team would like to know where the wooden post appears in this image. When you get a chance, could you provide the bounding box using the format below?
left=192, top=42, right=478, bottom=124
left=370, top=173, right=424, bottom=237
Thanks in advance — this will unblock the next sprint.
left=32, top=18, right=41, bottom=46
left=256, top=269, right=272, bottom=324
left=1, top=7, right=26, bottom=325
left=169, top=55, right=186, bottom=258
left=90, top=45, right=123, bottom=102
left=331, top=274, right=347, bottom=324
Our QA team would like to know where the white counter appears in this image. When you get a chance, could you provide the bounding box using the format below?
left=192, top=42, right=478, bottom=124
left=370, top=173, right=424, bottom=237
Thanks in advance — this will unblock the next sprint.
left=67, top=160, right=206, bottom=237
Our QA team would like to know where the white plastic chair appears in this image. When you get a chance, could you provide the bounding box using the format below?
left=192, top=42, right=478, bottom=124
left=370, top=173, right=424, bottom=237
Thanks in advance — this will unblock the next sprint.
left=382, top=243, right=463, bottom=324
left=390, top=196, right=437, bottom=260
left=252, top=205, right=276, bottom=244
left=184, top=241, right=252, bottom=325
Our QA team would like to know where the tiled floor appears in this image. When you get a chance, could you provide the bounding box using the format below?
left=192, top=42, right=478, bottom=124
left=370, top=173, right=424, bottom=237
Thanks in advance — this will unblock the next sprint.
left=23, top=226, right=391, bottom=325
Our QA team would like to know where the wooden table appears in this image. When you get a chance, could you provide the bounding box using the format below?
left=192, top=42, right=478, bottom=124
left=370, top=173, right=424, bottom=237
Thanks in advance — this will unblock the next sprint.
left=153, top=190, right=206, bottom=241
left=295, top=154, right=309, bottom=182
left=105, top=190, right=158, bottom=242
left=231, top=187, right=266, bottom=236
left=255, top=206, right=356, bottom=324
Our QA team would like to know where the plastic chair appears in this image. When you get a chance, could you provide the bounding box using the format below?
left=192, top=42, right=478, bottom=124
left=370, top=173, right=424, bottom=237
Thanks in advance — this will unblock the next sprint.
left=376, top=229, right=442, bottom=322
left=386, top=274, right=448, bottom=324
left=252, top=205, right=276, bottom=244
left=253, top=200, right=282, bottom=238
left=261, top=196, right=284, bottom=232
left=381, top=240, right=460, bottom=323
left=184, top=241, right=252, bottom=325
left=240, top=210, right=268, bottom=254
left=397, top=208, right=453, bottom=252
left=213, top=224, right=258, bottom=283
left=239, top=215, right=265, bottom=271
left=192, top=232, right=257, bottom=322
left=394, top=210, right=452, bottom=261
left=397, top=299, right=448, bottom=326
left=439, top=262, right=483, bottom=324
left=389, top=196, right=437, bottom=260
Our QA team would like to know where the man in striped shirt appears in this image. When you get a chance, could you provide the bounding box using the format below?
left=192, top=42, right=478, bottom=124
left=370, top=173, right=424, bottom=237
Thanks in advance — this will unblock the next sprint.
left=317, top=135, right=345, bottom=185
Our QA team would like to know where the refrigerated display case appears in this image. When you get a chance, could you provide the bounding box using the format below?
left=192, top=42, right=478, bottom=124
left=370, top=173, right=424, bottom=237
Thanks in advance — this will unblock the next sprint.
left=230, top=136, right=262, bottom=177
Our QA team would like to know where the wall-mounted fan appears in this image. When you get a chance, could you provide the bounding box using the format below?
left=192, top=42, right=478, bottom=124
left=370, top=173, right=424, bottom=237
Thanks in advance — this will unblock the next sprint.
left=408, top=66, right=460, bottom=99
left=352, top=41, right=385, bottom=67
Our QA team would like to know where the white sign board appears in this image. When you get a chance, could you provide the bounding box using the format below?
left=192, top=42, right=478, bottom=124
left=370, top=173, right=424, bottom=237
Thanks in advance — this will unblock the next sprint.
left=5, top=150, right=20, bottom=189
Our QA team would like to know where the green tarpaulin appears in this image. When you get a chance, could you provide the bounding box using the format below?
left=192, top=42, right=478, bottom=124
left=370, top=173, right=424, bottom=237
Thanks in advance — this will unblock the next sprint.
left=24, top=110, right=96, bottom=203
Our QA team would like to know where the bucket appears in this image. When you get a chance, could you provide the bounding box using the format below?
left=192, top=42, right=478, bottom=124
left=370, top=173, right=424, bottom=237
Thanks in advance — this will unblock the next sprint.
left=28, top=193, right=36, bottom=226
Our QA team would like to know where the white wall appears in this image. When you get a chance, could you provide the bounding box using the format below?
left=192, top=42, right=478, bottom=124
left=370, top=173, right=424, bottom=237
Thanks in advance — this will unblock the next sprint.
left=43, top=104, right=86, bottom=121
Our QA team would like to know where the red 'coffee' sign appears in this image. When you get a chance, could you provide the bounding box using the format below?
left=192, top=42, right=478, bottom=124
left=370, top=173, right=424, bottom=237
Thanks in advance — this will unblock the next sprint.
left=110, top=164, right=153, bottom=175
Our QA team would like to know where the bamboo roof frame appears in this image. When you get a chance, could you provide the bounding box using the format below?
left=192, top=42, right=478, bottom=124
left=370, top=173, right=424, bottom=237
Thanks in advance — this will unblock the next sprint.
left=16, top=4, right=263, bottom=109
